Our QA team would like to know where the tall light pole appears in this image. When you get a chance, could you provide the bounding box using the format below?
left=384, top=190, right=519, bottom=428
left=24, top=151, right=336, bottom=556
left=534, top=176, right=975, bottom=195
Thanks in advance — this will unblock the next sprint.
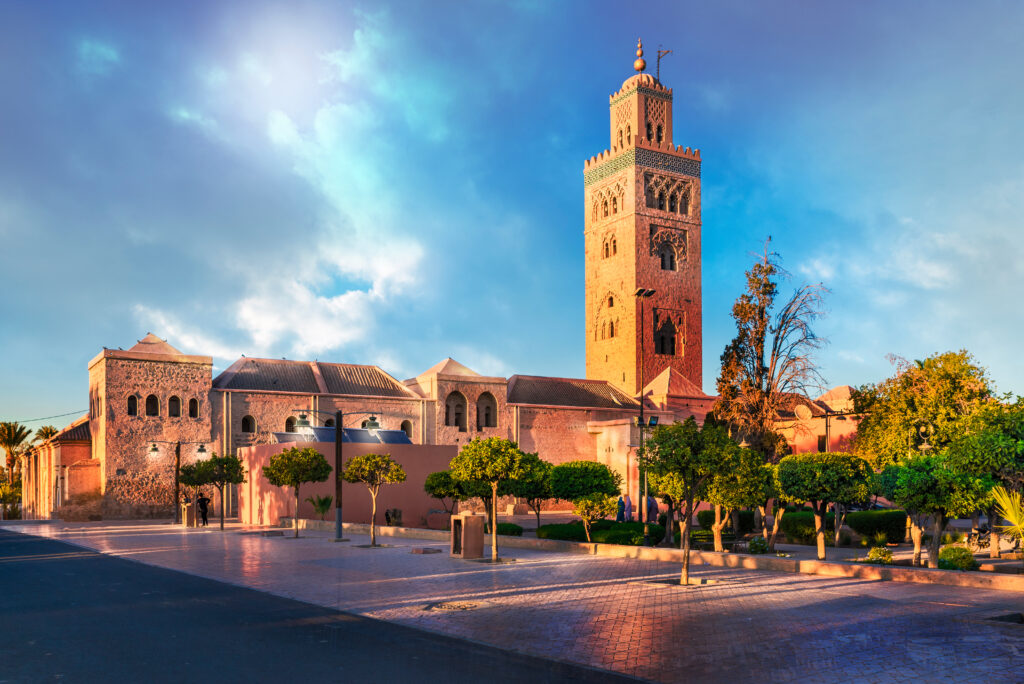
left=148, top=441, right=207, bottom=524
left=294, top=410, right=379, bottom=542
left=634, top=287, right=656, bottom=544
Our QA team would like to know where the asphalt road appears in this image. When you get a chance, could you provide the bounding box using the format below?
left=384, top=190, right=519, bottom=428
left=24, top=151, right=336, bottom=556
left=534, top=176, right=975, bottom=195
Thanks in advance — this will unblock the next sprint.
left=0, top=529, right=636, bottom=683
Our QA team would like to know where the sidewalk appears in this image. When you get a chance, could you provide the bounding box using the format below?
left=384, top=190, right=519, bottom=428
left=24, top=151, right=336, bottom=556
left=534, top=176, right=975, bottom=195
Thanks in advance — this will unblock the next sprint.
left=6, top=520, right=1024, bottom=682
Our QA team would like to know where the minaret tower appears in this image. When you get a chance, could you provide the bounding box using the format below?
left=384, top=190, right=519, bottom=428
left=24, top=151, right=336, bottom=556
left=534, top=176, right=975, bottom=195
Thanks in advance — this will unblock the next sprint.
left=584, top=39, right=703, bottom=395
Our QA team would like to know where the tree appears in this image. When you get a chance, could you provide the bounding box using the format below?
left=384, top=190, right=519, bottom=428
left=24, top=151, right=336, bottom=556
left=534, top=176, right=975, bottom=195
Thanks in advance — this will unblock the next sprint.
left=423, top=470, right=466, bottom=524
left=34, top=425, right=58, bottom=442
left=641, top=418, right=736, bottom=585
left=306, top=495, right=333, bottom=521
left=888, top=454, right=990, bottom=568
left=449, top=437, right=526, bottom=561
left=704, top=447, right=772, bottom=552
left=342, top=453, right=407, bottom=547
left=550, top=461, right=621, bottom=542
left=506, top=452, right=552, bottom=530
left=194, top=453, right=246, bottom=531
left=776, top=452, right=872, bottom=560
left=262, top=447, right=332, bottom=538
left=712, top=241, right=828, bottom=546
left=991, top=486, right=1024, bottom=569
left=0, top=422, right=33, bottom=479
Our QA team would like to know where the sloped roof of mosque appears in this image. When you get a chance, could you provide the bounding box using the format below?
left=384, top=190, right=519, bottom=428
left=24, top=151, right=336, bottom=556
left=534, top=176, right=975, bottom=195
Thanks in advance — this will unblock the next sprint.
left=49, top=415, right=91, bottom=443
left=213, top=358, right=415, bottom=398
left=90, top=333, right=212, bottom=368
left=417, top=358, right=481, bottom=377
left=128, top=333, right=186, bottom=356
left=507, top=375, right=639, bottom=409
left=643, top=368, right=708, bottom=399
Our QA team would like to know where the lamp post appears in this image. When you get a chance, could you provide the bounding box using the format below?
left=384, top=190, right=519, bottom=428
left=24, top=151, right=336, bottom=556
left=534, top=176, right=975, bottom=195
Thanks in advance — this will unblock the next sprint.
left=294, top=410, right=380, bottom=542
left=634, top=287, right=656, bottom=544
left=148, top=441, right=207, bottom=524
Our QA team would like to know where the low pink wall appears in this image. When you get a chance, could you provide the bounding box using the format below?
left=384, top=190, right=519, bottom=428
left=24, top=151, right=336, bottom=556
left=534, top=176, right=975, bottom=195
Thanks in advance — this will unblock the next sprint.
left=238, top=441, right=458, bottom=528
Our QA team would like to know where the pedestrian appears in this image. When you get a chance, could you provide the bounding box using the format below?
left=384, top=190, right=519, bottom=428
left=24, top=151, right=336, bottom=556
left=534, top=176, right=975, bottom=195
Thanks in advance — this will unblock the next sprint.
left=197, top=491, right=210, bottom=527
left=623, top=494, right=632, bottom=522
left=647, top=495, right=658, bottom=525
left=616, top=496, right=625, bottom=523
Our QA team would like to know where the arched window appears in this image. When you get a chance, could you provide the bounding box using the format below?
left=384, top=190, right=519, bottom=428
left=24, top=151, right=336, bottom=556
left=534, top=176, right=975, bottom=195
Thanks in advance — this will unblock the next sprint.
left=602, top=200, right=608, bottom=218
left=285, top=416, right=296, bottom=433
left=476, top=392, right=498, bottom=429
left=609, top=320, right=615, bottom=338
left=646, top=122, right=653, bottom=140
left=324, top=418, right=335, bottom=427
left=680, top=192, right=690, bottom=216
left=445, top=391, right=467, bottom=432
left=400, top=420, right=413, bottom=438
left=657, top=191, right=666, bottom=211
left=608, top=296, right=614, bottom=308
left=603, top=241, right=609, bottom=258
left=611, top=237, right=617, bottom=255
left=656, top=124, right=664, bottom=143
left=625, top=124, right=631, bottom=144
left=188, top=398, right=198, bottom=418
left=611, top=196, right=617, bottom=214
left=669, top=193, right=678, bottom=213
left=242, top=415, right=256, bottom=433
left=168, top=396, right=181, bottom=418
left=127, top=396, right=138, bottom=417
left=659, top=245, right=676, bottom=271
left=656, top=320, right=677, bottom=356
left=145, top=395, right=159, bottom=417
left=617, top=129, right=623, bottom=148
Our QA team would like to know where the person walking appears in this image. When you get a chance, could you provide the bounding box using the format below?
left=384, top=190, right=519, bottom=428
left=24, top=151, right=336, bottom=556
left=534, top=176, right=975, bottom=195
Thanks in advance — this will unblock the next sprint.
left=616, top=496, right=625, bottom=523
left=197, top=491, right=211, bottom=527
left=623, top=494, right=632, bottom=522
left=647, top=495, right=658, bottom=526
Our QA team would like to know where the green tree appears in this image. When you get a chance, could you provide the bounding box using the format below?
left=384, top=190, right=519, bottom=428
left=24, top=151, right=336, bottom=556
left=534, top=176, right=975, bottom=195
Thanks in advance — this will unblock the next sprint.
left=945, top=398, right=1024, bottom=558
left=34, top=425, right=58, bottom=442
left=306, top=495, right=334, bottom=521
left=342, top=453, right=407, bottom=546
left=506, top=452, right=552, bottom=530
left=991, top=485, right=1024, bottom=569
left=262, top=447, right=332, bottom=538
left=776, top=452, right=872, bottom=560
left=194, top=453, right=246, bottom=531
left=0, top=422, right=33, bottom=479
left=550, top=460, right=621, bottom=542
left=888, top=454, right=990, bottom=568
left=704, top=447, right=772, bottom=552
left=712, top=241, right=828, bottom=544
left=423, top=470, right=466, bottom=524
left=641, top=418, right=736, bottom=585
left=449, top=437, right=526, bottom=561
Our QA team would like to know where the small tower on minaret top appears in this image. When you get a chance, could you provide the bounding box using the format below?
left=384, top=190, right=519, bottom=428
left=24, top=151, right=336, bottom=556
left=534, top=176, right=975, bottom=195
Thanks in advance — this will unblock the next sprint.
left=583, top=39, right=704, bottom=396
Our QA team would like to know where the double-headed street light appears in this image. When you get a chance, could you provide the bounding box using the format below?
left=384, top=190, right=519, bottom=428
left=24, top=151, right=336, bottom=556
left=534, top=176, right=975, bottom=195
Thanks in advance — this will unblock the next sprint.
left=634, top=287, right=656, bottom=545
left=293, top=409, right=380, bottom=542
left=148, top=440, right=207, bottom=524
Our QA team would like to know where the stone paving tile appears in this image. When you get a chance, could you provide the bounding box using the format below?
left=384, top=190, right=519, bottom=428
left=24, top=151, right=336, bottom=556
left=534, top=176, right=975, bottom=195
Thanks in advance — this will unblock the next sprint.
left=7, top=521, right=1024, bottom=683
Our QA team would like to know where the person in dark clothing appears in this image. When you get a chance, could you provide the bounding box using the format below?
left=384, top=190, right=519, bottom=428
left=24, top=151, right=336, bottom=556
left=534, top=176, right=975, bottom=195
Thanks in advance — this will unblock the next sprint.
left=196, top=492, right=211, bottom=527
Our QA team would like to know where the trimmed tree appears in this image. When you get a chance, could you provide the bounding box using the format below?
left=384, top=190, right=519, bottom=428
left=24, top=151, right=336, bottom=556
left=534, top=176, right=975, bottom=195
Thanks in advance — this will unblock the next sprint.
left=342, top=453, right=407, bottom=547
left=449, top=437, right=526, bottom=561
left=776, top=452, right=872, bottom=560
left=549, top=461, right=622, bottom=542
left=506, top=452, right=553, bottom=530
left=641, top=418, right=736, bottom=585
left=262, top=447, right=332, bottom=538
left=705, top=447, right=772, bottom=552
left=424, top=470, right=466, bottom=525
left=194, top=453, right=247, bottom=530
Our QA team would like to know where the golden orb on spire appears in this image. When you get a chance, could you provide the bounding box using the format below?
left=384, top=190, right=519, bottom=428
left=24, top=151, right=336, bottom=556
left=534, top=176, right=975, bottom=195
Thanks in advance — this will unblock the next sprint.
left=633, top=38, right=646, bottom=72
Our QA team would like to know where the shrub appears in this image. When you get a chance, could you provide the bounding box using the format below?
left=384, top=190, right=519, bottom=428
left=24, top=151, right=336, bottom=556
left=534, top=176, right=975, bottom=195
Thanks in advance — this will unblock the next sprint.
left=942, top=531, right=966, bottom=545
left=938, top=545, right=978, bottom=571
left=495, top=522, right=523, bottom=536
left=845, top=510, right=906, bottom=543
left=872, top=531, right=890, bottom=546
left=537, top=522, right=588, bottom=542
left=865, top=546, right=893, bottom=564
left=779, top=511, right=834, bottom=545
left=748, top=536, right=768, bottom=554
left=536, top=521, right=663, bottom=546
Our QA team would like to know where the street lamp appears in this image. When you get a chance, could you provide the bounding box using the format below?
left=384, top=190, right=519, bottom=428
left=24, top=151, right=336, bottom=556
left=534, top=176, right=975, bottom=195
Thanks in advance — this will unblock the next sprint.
left=293, top=409, right=380, bottom=542
left=634, top=287, right=656, bottom=544
left=148, top=441, right=207, bottom=524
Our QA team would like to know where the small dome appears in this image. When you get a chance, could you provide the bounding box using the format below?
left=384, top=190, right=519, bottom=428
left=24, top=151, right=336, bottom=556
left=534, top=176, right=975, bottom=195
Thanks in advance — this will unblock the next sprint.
left=620, top=72, right=659, bottom=90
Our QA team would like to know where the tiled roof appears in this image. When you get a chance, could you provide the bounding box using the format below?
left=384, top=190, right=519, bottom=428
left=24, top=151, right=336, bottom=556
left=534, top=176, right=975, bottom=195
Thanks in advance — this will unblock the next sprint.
left=57, top=420, right=91, bottom=442
left=643, top=368, right=708, bottom=398
left=214, top=358, right=319, bottom=393
left=318, top=363, right=414, bottom=398
left=507, top=375, right=639, bottom=409
left=128, top=333, right=185, bottom=356
left=417, top=358, right=481, bottom=377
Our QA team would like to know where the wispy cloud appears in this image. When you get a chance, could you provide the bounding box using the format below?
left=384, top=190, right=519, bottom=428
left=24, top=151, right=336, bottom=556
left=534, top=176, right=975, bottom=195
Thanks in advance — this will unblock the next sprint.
left=75, top=39, right=120, bottom=77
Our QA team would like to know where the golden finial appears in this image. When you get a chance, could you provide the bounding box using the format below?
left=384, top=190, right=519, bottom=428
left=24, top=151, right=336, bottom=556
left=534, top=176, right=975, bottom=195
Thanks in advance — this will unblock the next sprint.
left=633, top=38, right=646, bottom=72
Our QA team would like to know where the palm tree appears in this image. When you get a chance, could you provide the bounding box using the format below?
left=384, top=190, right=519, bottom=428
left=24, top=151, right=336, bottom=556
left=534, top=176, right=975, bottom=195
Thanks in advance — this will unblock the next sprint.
left=34, top=425, right=58, bottom=442
left=0, top=422, right=33, bottom=480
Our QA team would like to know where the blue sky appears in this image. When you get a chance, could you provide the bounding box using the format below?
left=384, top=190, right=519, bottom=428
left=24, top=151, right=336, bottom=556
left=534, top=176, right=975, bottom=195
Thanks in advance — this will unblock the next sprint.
left=2, top=1, right=1023, bottom=423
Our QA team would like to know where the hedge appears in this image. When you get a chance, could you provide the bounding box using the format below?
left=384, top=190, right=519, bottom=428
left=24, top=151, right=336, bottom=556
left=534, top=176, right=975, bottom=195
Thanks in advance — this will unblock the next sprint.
left=844, top=510, right=906, bottom=543
left=536, top=521, right=665, bottom=546
left=495, top=522, right=524, bottom=536
left=939, top=545, right=978, bottom=571
left=695, top=509, right=756, bottom=534
left=779, top=511, right=834, bottom=544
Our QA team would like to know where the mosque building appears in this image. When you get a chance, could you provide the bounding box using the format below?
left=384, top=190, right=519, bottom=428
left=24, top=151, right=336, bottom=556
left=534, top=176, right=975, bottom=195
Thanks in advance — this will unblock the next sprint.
left=21, top=42, right=854, bottom=520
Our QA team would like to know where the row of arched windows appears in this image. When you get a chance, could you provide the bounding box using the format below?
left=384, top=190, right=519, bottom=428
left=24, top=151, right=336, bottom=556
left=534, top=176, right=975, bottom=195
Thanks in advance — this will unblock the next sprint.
left=127, top=395, right=199, bottom=419
left=591, top=184, right=625, bottom=223
left=645, top=121, right=664, bottom=144
left=616, top=124, right=632, bottom=149
left=444, top=391, right=498, bottom=432
left=658, top=244, right=677, bottom=271
left=644, top=174, right=692, bottom=217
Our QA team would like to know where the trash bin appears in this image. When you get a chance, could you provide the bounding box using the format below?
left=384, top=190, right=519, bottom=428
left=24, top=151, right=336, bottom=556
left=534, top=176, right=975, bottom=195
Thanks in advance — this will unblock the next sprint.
left=181, top=502, right=197, bottom=527
left=450, top=511, right=485, bottom=559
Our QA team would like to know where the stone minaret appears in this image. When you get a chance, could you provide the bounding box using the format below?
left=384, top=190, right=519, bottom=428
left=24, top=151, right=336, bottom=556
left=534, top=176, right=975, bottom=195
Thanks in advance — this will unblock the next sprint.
left=584, top=39, right=703, bottom=395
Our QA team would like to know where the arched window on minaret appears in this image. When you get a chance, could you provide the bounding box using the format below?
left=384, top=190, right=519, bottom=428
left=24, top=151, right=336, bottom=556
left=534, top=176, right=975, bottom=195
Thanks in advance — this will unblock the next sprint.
left=659, top=244, right=677, bottom=271
left=618, top=129, right=623, bottom=148
left=657, top=191, right=666, bottom=211
left=608, top=296, right=614, bottom=308
left=609, top=320, right=615, bottom=338
left=655, top=319, right=677, bottom=356
left=680, top=192, right=690, bottom=216
left=656, top=124, right=664, bottom=143
left=646, top=122, right=653, bottom=141
left=601, top=321, right=607, bottom=340
left=669, top=193, right=678, bottom=213
left=625, top=125, right=631, bottom=144
left=603, top=200, right=609, bottom=218
left=603, top=241, right=609, bottom=258
left=611, top=196, right=617, bottom=214
left=611, top=237, right=617, bottom=254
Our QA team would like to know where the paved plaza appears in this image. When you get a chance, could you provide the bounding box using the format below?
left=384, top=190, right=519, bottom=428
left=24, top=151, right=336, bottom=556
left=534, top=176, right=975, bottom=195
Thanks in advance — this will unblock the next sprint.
left=6, top=521, right=1024, bottom=682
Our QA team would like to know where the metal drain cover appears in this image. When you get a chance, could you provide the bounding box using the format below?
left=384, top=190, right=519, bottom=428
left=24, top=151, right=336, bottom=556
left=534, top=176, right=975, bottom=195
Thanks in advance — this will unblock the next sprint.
left=424, top=600, right=488, bottom=611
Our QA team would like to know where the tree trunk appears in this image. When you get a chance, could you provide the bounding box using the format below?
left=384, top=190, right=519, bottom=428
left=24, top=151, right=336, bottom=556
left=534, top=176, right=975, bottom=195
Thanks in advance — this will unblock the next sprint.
left=491, top=483, right=499, bottom=561
left=753, top=506, right=762, bottom=537
left=910, top=519, right=924, bottom=566
left=712, top=505, right=727, bottom=552
left=927, top=514, right=945, bottom=569
left=989, top=505, right=1002, bottom=559
left=768, top=506, right=784, bottom=551
left=759, top=501, right=770, bottom=540
left=369, top=488, right=378, bottom=546
left=583, top=518, right=592, bottom=542
left=294, top=486, right=300, bottom=538
left=680, top=500, right=693, bottom=585
left=833, top=503, right=846, bottom=548
left=662, top=499, right=675, bottom=547
left=534, top=502, right=541, bottom=531
left=813, top=502, right=826, bottom=561
left=905, top=514, right=912, bottom=543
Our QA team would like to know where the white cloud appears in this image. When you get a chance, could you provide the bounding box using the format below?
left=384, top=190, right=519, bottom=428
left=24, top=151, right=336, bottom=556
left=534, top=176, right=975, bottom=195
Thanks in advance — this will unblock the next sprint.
left=133, top=305, right=242, bottom=361
left=76, top=39, right=120, bottom=77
